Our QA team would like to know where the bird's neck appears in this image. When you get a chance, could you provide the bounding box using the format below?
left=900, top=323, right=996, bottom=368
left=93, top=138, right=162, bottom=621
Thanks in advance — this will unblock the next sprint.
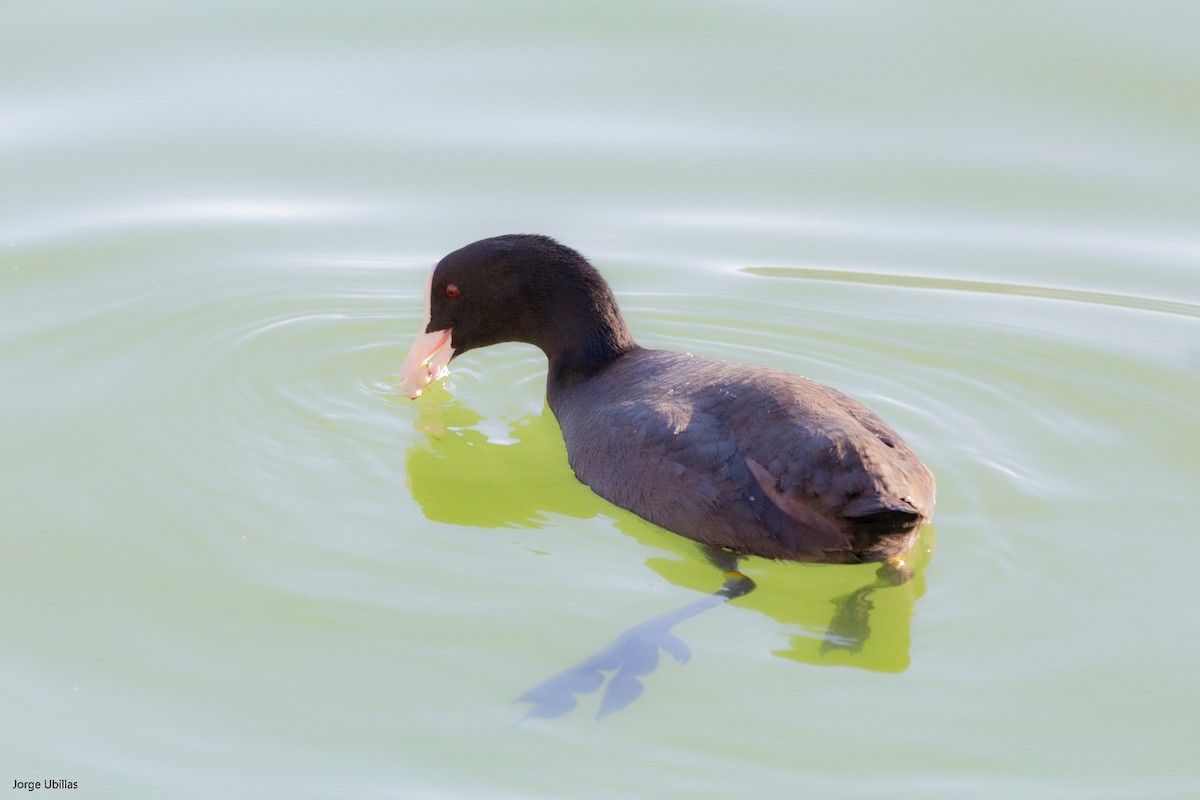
left=543, top=316, right=637, bottom=391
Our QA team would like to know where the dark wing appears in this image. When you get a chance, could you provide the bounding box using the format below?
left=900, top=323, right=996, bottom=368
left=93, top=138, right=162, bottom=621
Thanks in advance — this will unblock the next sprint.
left=725, top=377, right=931, bottom=511
left=558, top=393, right=854, bottom=560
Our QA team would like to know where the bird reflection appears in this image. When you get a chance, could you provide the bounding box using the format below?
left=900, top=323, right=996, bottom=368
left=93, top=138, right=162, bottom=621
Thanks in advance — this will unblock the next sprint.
left=405, top=394, right=935, bottom=719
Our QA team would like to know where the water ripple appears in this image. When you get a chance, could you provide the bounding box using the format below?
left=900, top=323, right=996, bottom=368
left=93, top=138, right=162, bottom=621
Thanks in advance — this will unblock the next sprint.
left=743, top=266, right=1200, bottom=319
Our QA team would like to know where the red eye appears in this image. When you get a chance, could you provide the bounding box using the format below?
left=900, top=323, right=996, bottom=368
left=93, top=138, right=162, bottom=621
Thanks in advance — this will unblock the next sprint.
left=444, top=284, right=460, bottom=299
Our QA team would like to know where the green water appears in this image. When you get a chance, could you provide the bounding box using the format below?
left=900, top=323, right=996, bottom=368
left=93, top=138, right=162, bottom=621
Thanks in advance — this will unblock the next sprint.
left=4, top=2, right=1199, bottom=798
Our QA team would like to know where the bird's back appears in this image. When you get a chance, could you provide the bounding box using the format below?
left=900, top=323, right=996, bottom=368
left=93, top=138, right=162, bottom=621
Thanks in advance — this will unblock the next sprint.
left=548, top=348, right=933, bottom=562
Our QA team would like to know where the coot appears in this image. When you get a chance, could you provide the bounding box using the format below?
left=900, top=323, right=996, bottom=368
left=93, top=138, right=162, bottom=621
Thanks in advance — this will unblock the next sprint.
left=401, top=235, right=934, bottom=564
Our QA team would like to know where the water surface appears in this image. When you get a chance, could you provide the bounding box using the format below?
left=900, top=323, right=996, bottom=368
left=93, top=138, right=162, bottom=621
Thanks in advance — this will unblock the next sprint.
left=3, top=2, right=1199, bottom=798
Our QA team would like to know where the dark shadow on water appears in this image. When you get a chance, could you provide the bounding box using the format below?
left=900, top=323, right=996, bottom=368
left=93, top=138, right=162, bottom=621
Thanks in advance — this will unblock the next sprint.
left=406, top=394, right=936, bottom=720
left=514, top=588, right=734, bottom=720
